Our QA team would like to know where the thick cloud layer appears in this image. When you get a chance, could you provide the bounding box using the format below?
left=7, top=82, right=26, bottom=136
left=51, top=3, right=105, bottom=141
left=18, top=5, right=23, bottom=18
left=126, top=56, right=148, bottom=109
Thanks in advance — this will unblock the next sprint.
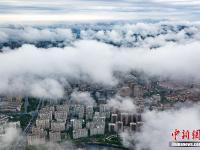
left=121, top=104, right=200, bottom=150
left=107, top=96, right=137, bottom=113
left=1, top=22, right=200, bottom=49
left=0, top=34, right=200, bottom=98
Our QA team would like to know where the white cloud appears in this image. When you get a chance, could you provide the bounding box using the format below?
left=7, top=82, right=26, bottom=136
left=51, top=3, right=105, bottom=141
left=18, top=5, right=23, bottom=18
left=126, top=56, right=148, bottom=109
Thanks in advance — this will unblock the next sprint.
left=0, top=34, right=200, bottom=98
left=121, top=104, right=200, bottom=150
left=71, top=91, right=96, bottom=106
left=0, top=126, right=22, bottom=149
left=1, top=22, right=200, bottom=49
left=107, top=96, right=137, bottom=113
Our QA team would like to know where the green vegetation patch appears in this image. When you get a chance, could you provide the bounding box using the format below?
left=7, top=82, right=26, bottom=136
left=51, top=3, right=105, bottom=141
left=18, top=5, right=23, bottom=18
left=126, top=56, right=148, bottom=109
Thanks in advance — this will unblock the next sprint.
left=9, top=114, right=31, bottom=130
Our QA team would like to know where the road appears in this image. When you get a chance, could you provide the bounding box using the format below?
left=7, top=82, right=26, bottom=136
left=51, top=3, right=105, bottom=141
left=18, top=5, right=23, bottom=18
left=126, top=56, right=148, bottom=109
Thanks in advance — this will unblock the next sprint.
left=14, top=98, right=42, bottom=150
left=24, top=96, right=29, bottom=113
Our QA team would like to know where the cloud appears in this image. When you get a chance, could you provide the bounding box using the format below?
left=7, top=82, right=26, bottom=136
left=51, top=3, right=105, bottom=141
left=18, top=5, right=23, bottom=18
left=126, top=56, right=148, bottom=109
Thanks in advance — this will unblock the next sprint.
left=0, top=41, right=116, bottom=98
left=0, top=26, right=74, bottom=45
left=0, top=126, right=22, bottom=149
left=0, top=20, right=199, bottom=150
left=30, top=78, right=64, bottom=99
left=0, top=126, right=76, bottom=150
left=120, top=103, right=200, bottom=150
left=71, top=91, right=96, bottom=106
left=0, top=31, right=200, bottom=98
left=1, top=21, right=200, bottom=49
left=107, top=96, right=137, bottom=113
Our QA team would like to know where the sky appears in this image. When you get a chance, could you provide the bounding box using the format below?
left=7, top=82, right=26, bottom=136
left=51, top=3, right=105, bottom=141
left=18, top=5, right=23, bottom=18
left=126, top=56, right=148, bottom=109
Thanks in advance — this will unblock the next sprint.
left=0, top=0, right=200, bottom=22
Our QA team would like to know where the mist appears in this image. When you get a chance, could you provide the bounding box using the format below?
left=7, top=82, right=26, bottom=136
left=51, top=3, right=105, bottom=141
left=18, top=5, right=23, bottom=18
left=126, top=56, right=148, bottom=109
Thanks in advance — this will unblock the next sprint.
left=120, top=103, right=200, bottom=150
left=0, top=36, right=199, bottom=98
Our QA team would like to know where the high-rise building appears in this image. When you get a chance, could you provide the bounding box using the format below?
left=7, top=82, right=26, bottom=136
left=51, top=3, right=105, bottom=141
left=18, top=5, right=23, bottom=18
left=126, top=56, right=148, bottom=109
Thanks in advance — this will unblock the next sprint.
left=136, top=122, right=144, bottom=131
left=54, top=111, right=67, bottom=122
left=73, top=128, right=88, bottom=139
left=31, top=127, right=46, bottom=136
left=108, top=123, right=116, bottom=133
left=130, top=122, right=137, bottom=132
left=99, top=104, right=110, bottom=118
left=71, top=119, right=82, bottom=130
left=0, top=96, right=22, bottom=112
left=40, top=106, right=55, bottom=113
left=133, top=85, right=143, bottom=98
left=51, top=121, right=66, bottom=132
left=90, top=126, right=105, bottom=136
left=38, top=111, right=52, bottom=120
left=111, top=114, right=118, bottom=123
left=116, top=121, right=123, bottom=132
left=56, top=104, right=69, bottom=112
left=27, top=134, right=46, bottom=145
left=49, top=131, right=61, bottom=142
left=36, top=119, right=50, bottom=129
left=85, top=106, right=93, bottom=120
left=137, top=114, right=142, bottom=122
left=120, top=113, right=129, bottom=126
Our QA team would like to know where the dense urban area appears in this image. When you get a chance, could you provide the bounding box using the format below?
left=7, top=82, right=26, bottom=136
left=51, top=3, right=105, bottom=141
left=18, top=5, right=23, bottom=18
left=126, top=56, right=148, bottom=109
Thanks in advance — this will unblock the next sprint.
left=1, top=72, right=199, bottom=149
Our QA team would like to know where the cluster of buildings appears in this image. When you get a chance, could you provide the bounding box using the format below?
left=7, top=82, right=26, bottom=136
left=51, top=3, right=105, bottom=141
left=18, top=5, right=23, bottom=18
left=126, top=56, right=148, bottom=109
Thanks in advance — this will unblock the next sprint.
left=0, top=96, right=22, bottom=112
left=5, top=77, right=185, bottom=146
left=119, top=83, right=143, bottom=98
left=1, top=74, right=199, bottom=148
left=27, top=104, right=68, bottom=144
left=166, top=89, right=200, bottom=102
left=0, top=78, right=171, bottom=147
left=158, top=81, right=200, bottom=102
left=27, top=101, right=145, bottom=145
left=26, top=80, right=147, bottom=145
left=108, top=113, right=143, bottom=133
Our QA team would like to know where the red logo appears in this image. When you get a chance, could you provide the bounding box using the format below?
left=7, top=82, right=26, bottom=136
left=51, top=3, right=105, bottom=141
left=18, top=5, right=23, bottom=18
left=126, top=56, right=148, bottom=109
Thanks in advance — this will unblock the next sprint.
left=172, top=129, right=200, bottom=141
